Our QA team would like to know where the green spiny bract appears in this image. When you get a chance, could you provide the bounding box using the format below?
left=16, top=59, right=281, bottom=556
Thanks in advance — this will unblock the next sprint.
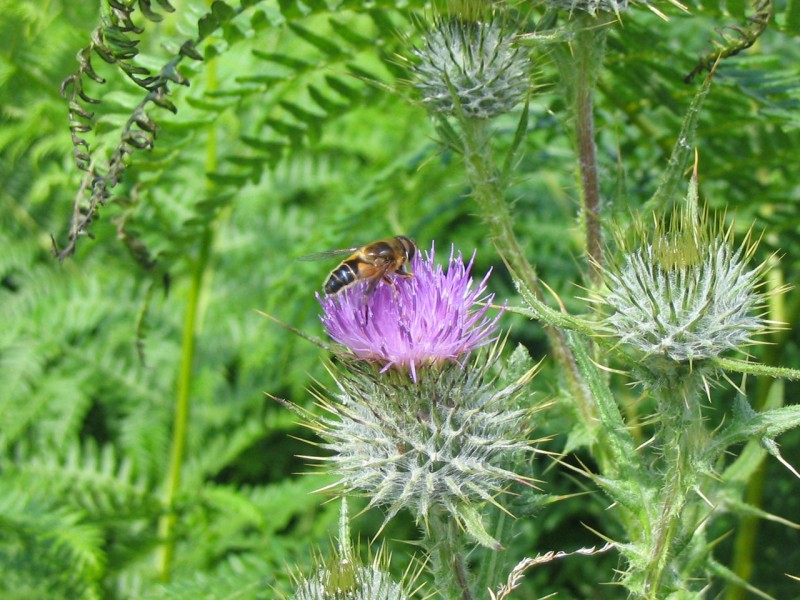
left=600, top=200, right=768, bottom=373
left=292, top=501, right=413, bottom=600
left=548, top=0, right=629, bottom=15
left=293, top=560, right=409, bottom=600
left=310, top=348, right=536, bottom=547
left=411, top=17, right=530, bottom=120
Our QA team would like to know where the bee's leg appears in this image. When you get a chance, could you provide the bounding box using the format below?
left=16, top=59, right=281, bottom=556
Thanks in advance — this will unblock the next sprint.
left=395, top=265, right=413, bottom=278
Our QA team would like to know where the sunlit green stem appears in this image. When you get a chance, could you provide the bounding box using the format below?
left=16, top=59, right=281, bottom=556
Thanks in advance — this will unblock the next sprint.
left=428, top=509, right=475, bottom=600
left=459, top=117, right=606, bottom=466
left=641, top=373, right=708, bottom=598
left=156, top=57, right=219, bottom=582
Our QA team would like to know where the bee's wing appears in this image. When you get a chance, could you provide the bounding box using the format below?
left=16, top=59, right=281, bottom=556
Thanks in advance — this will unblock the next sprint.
left=296, top=247, right=360, bottom=262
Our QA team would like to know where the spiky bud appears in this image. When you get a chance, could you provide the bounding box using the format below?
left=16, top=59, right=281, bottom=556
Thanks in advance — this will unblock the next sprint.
left=292, top=501, right=414, bottom=600
left=410, top=17, right=529, bottom=119
left=311, top=344, right=536, bottom=549
left=600, top=187, right=769, bottom=372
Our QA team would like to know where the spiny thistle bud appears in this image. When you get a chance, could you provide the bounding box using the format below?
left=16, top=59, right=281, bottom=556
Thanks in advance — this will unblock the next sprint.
left=309, top=344, right=536, bottom=549
left=548, top=0, right=629, bottom=15
left=292, top=500, right=415, bottom=600
left=410, top=16, right=530, bottom=119
left=599, top=181, right=769, bottom=371
left=318, top=245, right=501, bottom=382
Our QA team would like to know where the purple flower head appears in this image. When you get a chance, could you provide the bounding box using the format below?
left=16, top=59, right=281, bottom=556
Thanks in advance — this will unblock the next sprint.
left=318, top=243, right=502, bottom=381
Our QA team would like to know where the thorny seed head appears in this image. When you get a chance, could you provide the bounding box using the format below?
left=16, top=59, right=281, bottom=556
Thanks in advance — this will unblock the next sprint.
left=305, top=341, right=538, bottom=548
left=600, top=192, right=771, bottom=372
left=409, top=16, right=530, bottom=119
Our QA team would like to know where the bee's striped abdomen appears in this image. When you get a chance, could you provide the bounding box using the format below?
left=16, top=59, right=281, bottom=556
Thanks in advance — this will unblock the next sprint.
left=324, top=258, right=360, bottom=295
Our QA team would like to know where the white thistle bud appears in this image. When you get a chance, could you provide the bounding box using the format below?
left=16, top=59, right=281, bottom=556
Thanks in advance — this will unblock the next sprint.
left=411, top=17, right=530, bottom=119
left=308, top=344, right=537, bottom=548
left=600, top=197, right=769, bottom=370
left=292, top=500, right=414, bottom=600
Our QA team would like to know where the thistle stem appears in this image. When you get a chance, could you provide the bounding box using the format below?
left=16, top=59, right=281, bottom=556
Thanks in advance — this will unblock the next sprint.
left=459, top=117, right=607, bottom=465
left=572, top=23, right=606, bottom=287
left=641, top=375, right=708, bottom=598
left=429, top=510, right=475, bottom=600
left=156, top=57, right=219, bottom=582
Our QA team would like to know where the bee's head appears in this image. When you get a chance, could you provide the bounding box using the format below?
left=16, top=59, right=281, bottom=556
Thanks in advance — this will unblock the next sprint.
left=397, top=236, right=417, bottom=262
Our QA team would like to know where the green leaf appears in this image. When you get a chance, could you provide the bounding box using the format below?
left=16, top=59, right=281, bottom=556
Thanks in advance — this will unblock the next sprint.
left=211, top=0, right=236, bottom=22
left=713, top=357, right=800, bottom=380
left=308, top=84, right=347, bottom=113
left=288, top=22, right=343, bottom=57
left=324, top=74, right=360, bottom=100
left=329, top=17, right=373, bottom=47
left=642, top=66, right=713, bottom=214
left=279, top=99, right=324, bottom=125
left=564, top=331, right=641, bottom=471
left=456, top=504, right=502, bottom=550
left=251, top=49, right=313, bottom=72
left=198, top=14, right=219, bottom=40
left=501, top=99, right=529, bottom=182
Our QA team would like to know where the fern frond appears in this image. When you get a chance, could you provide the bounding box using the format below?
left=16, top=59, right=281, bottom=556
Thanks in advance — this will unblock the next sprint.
left=0, top=486, right=105, bottom=600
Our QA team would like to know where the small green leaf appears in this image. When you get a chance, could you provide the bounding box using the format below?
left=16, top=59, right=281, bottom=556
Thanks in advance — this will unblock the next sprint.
left=325, top=75, right=360, bottom=100
left=308, top=85, right=346, bottom=114
left=502, top=99, right=529, bottom=183
left=179, top=41, right=203, bottom=61
left=211, top=0, right=236, bottom=22
left=279, top=100, right=323, bottom=125
left=329, top=18, right=373, bottom=47
left=457, top=505, right=503, bottom=550
left=264, top=117, right=306, bottom=145
left=222, top=23, right=245, bottom=45
left=565, top=331, right=641, bottom=470
left=252, top=49, right=313, bottom=72
left=198, top=14, right=219, bottom=40
left=288, top=22, right=343, bottom=57
left=643, top=67, right=712, bottom=214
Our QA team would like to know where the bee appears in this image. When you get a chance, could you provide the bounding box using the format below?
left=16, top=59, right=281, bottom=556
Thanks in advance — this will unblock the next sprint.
left=301, top=236, right=417, bottom=296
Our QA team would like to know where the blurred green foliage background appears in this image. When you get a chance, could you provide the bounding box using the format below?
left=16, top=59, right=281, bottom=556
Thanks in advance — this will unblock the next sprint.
left=2, top=0, right=800, bottom=597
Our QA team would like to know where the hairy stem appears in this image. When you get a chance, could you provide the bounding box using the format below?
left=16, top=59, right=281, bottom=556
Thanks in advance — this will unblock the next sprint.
left=459, top=117, right=606, bottom=465
left=156, top=57, right=219, bottom=582
left=641, top=375, right=708, bottom=598
left=572, top=23, right=606, bottom=286
left=429, top=510, right=475, bottom=600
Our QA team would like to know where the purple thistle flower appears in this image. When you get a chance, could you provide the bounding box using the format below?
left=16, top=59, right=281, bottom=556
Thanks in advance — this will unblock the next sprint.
left=318, top=243, right=502, bottom=381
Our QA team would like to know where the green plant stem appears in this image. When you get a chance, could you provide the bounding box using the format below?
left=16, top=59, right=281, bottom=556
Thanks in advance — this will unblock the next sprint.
left=459, top=117, right=604, bottom=463
left=156, top=56, right=219, bottom=582
left=429, top=510, right=475, bottom=600
left=641, top=375, right=707, bottom=598
left=572, top=22, right=607, bottom=287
